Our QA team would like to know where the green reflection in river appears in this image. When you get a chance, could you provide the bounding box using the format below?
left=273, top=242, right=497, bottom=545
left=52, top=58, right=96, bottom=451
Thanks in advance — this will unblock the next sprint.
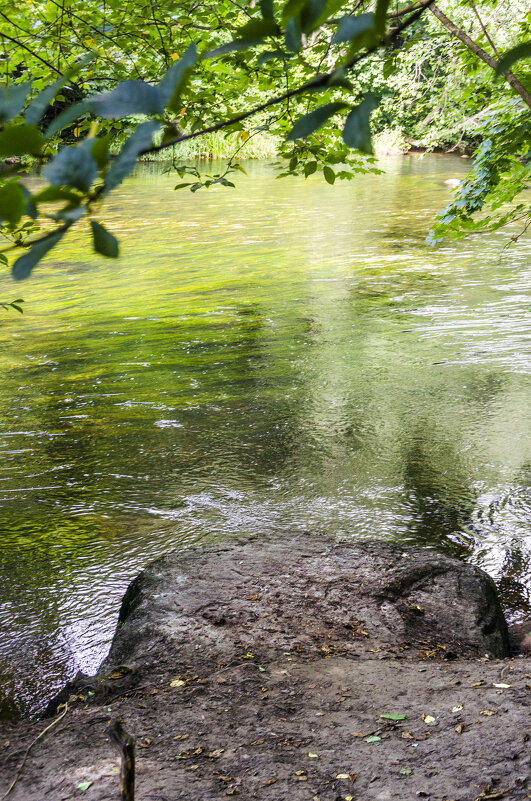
left=0, top=156, right=530, bottom=716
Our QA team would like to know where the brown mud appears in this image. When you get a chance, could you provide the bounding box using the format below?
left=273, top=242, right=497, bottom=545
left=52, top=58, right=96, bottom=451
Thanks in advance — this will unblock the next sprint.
left=0, top=534, right=529, bottom=801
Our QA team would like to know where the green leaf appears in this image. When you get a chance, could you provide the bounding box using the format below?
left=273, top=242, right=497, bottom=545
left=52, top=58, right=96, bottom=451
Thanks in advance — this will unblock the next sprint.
left=238, top=18, right=280, bottom=39
left=25, top=54, right=94, bottom=125
left=258, top=50, right=294, bottom=65
left=104, top=120, right=160, bottom=194
left=20, top=186, right=37, bottom=219
left=285, top=17, right=302, bottom=52
left=364, top=735, right=381, bottom=743
left=332, top=13, right=374, bottom=44
left=91, top=220, right=119, bottom=258
left=43, top=144, right=98, bottom=192
left=260, top=0, right=274, bottom=19
left=342, top=94, right=378, bottom=154
left=380, top=713, right=408, bottom=720
left=204, top=39, right=263, bottom=58
left=0, top=83, right=31, bottom=124
left=90, top=135, right=111, bottom=169
left=33, top=186, right=82, bottom=204
left=315, top=0, right=351, bottom=27
left=87, top=80, right=164, bottom=118
left=383, top=57, right=396, bottom=79
left=45, top=102, right=89, bottom=137
left=0, top=124, right=44, bottom=157
left=495, top=42, right=531, bottom=75
left=300, top=0, right=327, bottom=34
left=281, top=0, right=306, bottom=26
left=286, top=101, right=347, bottom=140
left=374, top=0, right=391, bottom=35
left=400, top=769, right=412, bottom=775
left=12, top=229, right=67, bottom=281
left=323, top=165, right=335, bottom=184
left=0, top=181, right=26, bottom=227
left=76, top=781, right=93, bottom=791
left=304, top=160, right=317, bottom=176
left=159, top=44, right=197, bottom=111
left=26, top=84, right=65, bottom=127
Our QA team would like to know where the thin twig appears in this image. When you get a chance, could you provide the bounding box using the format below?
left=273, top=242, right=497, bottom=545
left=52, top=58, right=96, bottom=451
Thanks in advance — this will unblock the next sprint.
left=109, top=719, right=135, bottom=801
left=0, top=703, right=68, bottom=800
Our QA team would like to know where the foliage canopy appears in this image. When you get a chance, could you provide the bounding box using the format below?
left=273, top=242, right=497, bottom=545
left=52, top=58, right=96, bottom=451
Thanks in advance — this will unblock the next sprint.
left=0, top=0, right=530, bottom=287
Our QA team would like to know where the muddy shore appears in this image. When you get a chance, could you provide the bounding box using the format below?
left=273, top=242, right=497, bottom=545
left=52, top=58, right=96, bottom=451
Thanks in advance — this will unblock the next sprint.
left=0, top=534, right=529, bottom=801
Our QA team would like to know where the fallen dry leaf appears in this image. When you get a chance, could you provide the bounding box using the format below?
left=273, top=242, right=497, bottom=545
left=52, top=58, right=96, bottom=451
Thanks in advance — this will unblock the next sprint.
left=471, top=681, right=484, bottom=687
left=455, top=723, right=465, bottom=734
left=350, top=732, right=364, bottom=737
left=170, top=678, right=186, bottom=688
left=401, top=732, right=414, bottom=739
left=480, top=709, right=497, bottom=716
left=422, top=714, right=436, bottom=724
left=263, top=778, right=276, bottom=785
left=451, top=704, right=464, bottom=713
left=208, top=749, right=225, bottom=758
left=108, top=670, right=128, bottom=680
left=474, top=789, right=508, bottom=801
left=492, top=683, right=511, bottom=689
left=250, top=738, right=265, bottom=746
left=173, top=734, right=189, bottom=741
left=247, top=595, right=262, bottom=601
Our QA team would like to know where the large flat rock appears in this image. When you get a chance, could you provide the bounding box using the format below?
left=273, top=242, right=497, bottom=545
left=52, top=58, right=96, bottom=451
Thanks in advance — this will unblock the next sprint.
left=1, top=534, right=528, bottom=801
left=104, top=533, right=509, bottom=680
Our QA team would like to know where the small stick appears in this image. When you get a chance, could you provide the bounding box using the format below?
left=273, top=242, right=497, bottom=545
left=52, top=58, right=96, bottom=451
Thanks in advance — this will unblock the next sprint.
left=109, top=719, right=135, bottom=801
left=1, top=703, right=68, bottom=800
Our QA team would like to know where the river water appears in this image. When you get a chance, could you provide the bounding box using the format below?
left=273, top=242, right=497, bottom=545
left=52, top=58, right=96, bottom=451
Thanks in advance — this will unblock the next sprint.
left=0, top=156, right=529, bottom=717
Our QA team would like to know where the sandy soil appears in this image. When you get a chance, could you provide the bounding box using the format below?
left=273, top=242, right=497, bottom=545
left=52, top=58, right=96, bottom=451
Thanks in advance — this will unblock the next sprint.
left=0, top=534, right=529, bottom=801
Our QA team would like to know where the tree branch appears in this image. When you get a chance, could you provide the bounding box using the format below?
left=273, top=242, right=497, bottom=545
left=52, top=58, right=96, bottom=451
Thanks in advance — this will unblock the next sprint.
left=388, top=2, right=426, bottom=19
left=467, top=0, right=500, bottom=59
left=0, top=30, right=80, bottom=85
left=143, top=0, right=436, bottom=155
left=430, top=4, right=531, bottom=109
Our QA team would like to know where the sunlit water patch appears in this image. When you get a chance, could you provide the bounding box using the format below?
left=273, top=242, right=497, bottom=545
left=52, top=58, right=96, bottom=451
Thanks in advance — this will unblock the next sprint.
left=0, top=156, right=529, bottom=716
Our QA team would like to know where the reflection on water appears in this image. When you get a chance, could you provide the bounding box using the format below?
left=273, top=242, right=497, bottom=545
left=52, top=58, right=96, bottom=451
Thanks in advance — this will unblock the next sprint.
left=0, top=156, right=529, bottom=717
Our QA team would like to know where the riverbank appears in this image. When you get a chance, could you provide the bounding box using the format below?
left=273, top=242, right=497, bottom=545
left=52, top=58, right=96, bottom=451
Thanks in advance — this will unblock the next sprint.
left=0, top=534, right=529, bottom=800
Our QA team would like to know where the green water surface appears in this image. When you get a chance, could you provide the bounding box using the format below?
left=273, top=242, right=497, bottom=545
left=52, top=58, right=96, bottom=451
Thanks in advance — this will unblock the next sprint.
left=0, top=156, right=529, bottom=717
